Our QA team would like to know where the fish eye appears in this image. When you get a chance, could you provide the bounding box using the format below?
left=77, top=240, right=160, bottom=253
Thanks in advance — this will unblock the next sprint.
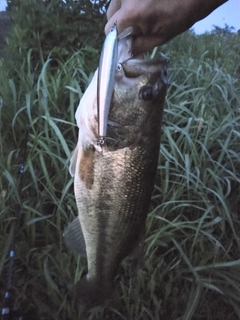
left=139, top=86, right=153, bottom=101
left=117, top=63, right=122, bottom=71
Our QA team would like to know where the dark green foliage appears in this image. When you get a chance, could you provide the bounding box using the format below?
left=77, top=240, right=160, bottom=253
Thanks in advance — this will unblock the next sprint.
left=0, top=13, right=240, bottom=320
left=0, top=11, right=12, bottom=58
left=161, top=28, right=240, bottom=76
left=5, top=0, right=108, bottom=75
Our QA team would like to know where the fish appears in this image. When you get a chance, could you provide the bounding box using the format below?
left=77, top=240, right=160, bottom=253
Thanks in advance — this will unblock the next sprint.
left=64, top=30, right=169, bottom=307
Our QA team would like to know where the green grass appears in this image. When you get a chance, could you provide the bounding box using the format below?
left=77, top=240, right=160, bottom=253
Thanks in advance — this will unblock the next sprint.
left=0, top=29, right=240, bottom=319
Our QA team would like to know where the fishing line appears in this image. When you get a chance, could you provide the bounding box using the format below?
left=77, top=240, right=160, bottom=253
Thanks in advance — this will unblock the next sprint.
left=1, top=124, right=29, bottom=320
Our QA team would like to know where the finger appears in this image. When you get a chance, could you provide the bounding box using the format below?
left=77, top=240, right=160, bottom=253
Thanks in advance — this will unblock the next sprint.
left=105, top=20, right=163, bottom=55
left=132, top=36, right=165, bottom=55
left=105, top=10, right=130, bottom=35
left=107, top=0, right=121, bottom=20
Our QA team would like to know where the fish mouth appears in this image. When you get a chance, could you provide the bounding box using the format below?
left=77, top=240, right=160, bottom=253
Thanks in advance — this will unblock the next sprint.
left=122, top=55, right=169, bottom=81
left=114, top=54, right=169, bottom=92
left=117, top=30, right=169, bottom=80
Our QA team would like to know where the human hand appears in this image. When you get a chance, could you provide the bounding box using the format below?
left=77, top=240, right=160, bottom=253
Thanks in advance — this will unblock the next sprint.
left=105, top=0, right=228, bottom=55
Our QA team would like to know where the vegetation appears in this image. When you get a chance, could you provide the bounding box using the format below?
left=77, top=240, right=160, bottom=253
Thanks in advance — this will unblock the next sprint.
left=0, top=1, right=240, bottom=319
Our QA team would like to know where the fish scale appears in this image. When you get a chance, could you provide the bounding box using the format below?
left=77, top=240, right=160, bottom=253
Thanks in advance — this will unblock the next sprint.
left=81, top=147, right=155, bottom=278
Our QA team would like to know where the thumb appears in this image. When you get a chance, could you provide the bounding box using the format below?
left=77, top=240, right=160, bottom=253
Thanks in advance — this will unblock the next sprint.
left=107, top=0, right=121, bottom=20
left=133, top=35, right=166, bottom=55
left=105, top=0, right=122, bottom=34
left=105, top=10, right=127, bottom=35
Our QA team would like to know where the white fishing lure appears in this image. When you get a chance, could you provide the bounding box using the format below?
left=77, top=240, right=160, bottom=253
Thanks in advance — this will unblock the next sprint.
left=97, top=23, right=118, bottom=146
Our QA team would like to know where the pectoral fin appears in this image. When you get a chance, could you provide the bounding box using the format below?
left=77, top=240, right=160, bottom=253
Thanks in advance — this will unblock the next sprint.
left=63, top=217, right=87, bottom=257
left=69, top=146, right=79, bottom=177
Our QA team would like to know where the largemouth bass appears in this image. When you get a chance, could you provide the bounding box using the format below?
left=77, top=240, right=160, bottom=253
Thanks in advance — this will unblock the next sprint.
left=64, top=33, right=168, bottom=306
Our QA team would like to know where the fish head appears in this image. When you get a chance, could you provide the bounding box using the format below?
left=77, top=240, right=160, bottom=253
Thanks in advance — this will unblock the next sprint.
left=116, top=56, right=168, bottom=99
left=74, top=30, right=169, bottom=151
left=107, top=54, right=169, bottom=149
left=116, top=30, right=168, bottom=101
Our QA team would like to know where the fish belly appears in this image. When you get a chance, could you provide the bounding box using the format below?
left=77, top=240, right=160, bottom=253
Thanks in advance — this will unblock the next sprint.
left=74, top=143, right=158, bottom=294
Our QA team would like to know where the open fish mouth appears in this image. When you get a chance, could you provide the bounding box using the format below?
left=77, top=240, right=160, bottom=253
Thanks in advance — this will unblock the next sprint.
left=117, top=31, right=169, bottom=80
left=122, top=56, right=169, bottom=78
left=115, top=55, right=169, bottom=100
